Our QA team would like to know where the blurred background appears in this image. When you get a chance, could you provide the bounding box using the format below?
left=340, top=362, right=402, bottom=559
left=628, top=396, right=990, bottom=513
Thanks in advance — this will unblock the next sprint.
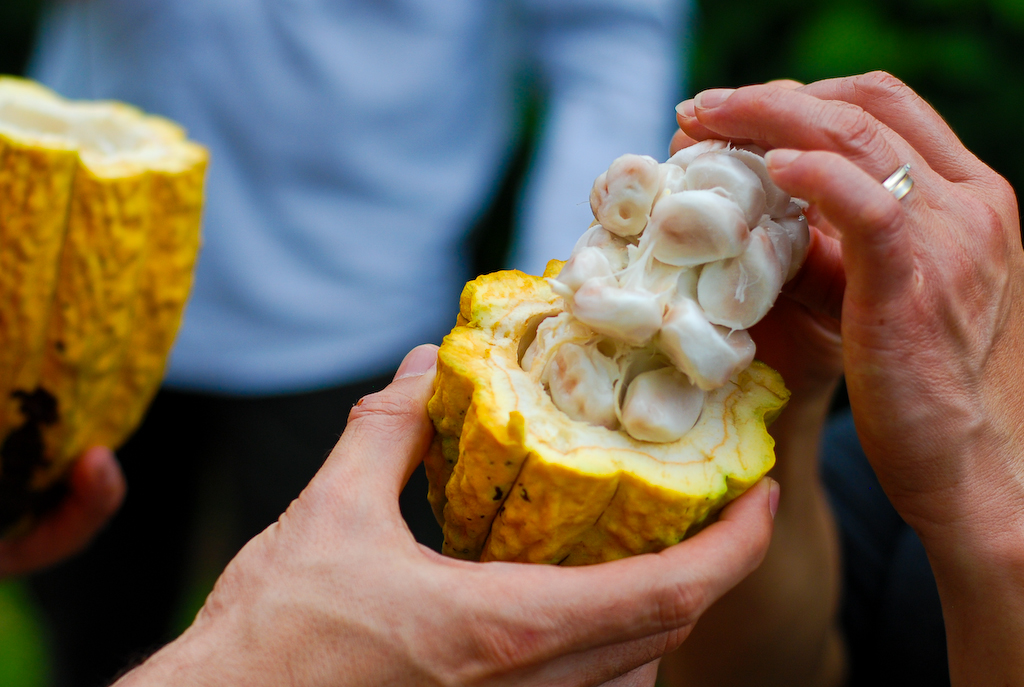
left=1, top=0, right=1022, bottom=685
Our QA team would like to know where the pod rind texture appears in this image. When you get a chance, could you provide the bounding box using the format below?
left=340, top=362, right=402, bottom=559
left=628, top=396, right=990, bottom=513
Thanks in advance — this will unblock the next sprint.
left=0, top=78, right=207, bottom=533
left=427, top=268, right=789, bottom=565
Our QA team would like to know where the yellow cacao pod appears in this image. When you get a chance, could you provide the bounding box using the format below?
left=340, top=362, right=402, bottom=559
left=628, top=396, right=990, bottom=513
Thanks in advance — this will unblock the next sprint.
left=426, top=262, right=789, bottom=565
left=0, top=77, right=207, bottom=533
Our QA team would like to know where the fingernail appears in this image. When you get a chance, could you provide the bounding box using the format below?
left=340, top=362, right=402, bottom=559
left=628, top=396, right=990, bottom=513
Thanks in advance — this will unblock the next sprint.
left=675, top=99, right=695, bottom=120
left=694, top=88, right=735, bottom=110
left=394, top=344, right=438, bottom=380
left=768, top=478, right=781, bottom=519
left=765, top=148, right=801, bottom=170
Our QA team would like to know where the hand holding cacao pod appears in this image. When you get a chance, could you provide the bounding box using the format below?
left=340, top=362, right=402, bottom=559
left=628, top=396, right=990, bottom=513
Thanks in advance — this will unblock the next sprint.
left=0, top=446, right=124, bottom=578
left=112, top=348, right=776, bottom=687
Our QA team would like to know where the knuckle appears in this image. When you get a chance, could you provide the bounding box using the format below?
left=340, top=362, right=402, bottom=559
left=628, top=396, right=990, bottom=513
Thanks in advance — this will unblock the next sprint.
left=760, top=82, right=797, bottom=113
left=453, top=618, right=534, bottom=682
left=346, top=388, right=419, bottom=430
left=477, top=630, right=528, bottom=674
left=990, top=174, right=1018, bottom=219
left=657, top=625, right=694, bottom=656
left=854, top=70, right=909, bottom=101
left=656, top=579, right=707, bottom=632
left=853, top=71, right=930, bottom=125
left=971, top=198, right=1007, bottom=248
left=825, top=103, right=887, bottom=163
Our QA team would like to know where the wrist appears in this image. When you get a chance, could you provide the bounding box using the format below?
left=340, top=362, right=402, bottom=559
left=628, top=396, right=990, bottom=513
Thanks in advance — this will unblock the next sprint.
left=923, top=524, right=1024, bottom=684
left=920, top=498, right=1024, bottom=591
left=112, top=602, right=299, bottom=687
left=910, top=423, right=1024, bottom=561
left=908, top=435, right=1024, bottom=684
left=112, top=618, right=232, bottom=687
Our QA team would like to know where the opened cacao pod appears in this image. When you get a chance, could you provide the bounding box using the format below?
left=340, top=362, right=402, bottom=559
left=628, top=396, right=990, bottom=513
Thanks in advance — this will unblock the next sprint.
left=426, top=266, right=788, bottom=564
left=0, top=77, right=207, bottom=533
left=427, top=148, right=800, bottom=565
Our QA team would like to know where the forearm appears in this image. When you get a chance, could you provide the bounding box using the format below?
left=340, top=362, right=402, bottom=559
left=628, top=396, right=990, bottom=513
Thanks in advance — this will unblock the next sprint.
left=935, top=552, right=1024, bottom=685
left=660, top=388, right=845, bottom=687
left=110, top=613, right=274, bottom=687
left=113, top=623, right=223, bottom=687
left=111, top=588, right=384, bottom=687
left=112, top=604, right=308, bottom=687
left=922, top=459, right=1024, bottom=686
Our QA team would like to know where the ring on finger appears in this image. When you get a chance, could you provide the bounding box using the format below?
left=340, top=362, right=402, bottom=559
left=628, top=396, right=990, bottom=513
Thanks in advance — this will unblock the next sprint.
left=882, top=163, right=914, bottom=201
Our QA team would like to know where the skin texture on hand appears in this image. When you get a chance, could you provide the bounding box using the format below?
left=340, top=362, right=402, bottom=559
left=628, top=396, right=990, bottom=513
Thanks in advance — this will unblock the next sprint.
left=667, top=71, right=1024, bottom=686
left=0, top=446, right=125, bottom=578
left=114, top=344, right=778, bottom=687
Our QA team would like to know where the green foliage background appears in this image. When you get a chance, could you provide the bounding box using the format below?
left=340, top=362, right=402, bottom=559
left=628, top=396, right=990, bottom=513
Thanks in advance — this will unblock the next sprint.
left=0, top=0, right=1021, bottom=685
left=689, top=0, right=1024, bottom=212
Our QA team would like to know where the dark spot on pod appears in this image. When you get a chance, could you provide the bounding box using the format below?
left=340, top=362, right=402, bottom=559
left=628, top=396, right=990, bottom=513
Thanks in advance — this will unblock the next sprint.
left=520, top=487, right=531, bottom=502
left=492, top=486, right=503, bottom=501
left=0, top=387, right=62, bottom=534
left=54, top=341, right=66, bottom=354
left=11, top=388, right=58, bottom=425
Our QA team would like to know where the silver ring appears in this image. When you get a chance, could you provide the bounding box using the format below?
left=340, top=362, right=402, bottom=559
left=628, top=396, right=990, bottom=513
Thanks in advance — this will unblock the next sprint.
left=882, top=163, right=914, bottom=201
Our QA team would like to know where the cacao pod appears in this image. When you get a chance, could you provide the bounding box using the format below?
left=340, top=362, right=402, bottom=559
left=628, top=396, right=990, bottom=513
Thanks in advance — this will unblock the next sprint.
left=426, top=263, right=789, bottom=565
left=0, top=77, right=207, bottom=534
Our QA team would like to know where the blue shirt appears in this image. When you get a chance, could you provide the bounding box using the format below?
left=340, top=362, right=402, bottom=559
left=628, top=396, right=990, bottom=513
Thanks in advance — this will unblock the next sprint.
left=32, top=0, right=687, bottom=394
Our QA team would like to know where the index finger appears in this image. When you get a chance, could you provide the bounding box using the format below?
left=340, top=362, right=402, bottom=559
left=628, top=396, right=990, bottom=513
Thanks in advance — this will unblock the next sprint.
left=691, top=84, right=908, bottom=182
left=796, top=72, right=989, bottom=184
left=675, top=79, right=804, bottom=148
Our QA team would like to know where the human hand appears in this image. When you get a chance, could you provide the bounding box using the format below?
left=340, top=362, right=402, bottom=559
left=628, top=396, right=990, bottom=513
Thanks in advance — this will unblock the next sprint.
left=0, top=446, right=125, bottom=578
left=676, top=71, right=1024, bottom=684
left=676, top=71, right=1024, bottom=541
left=116, top=344, right=777, bottom=687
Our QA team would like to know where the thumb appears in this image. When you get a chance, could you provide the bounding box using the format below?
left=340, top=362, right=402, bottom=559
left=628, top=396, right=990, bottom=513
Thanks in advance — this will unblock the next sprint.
left=325, top=344, right=438, bottom=497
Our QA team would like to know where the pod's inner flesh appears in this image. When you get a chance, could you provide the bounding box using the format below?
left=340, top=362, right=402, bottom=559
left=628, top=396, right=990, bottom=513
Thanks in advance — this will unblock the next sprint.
left=525, top=142, right=809, bottom=443
left=0, top=80, right=189, bottom=167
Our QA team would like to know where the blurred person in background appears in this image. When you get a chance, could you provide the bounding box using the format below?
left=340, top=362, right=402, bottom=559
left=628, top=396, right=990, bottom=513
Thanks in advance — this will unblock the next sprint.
left=24, top=1, right=690, bottom=684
